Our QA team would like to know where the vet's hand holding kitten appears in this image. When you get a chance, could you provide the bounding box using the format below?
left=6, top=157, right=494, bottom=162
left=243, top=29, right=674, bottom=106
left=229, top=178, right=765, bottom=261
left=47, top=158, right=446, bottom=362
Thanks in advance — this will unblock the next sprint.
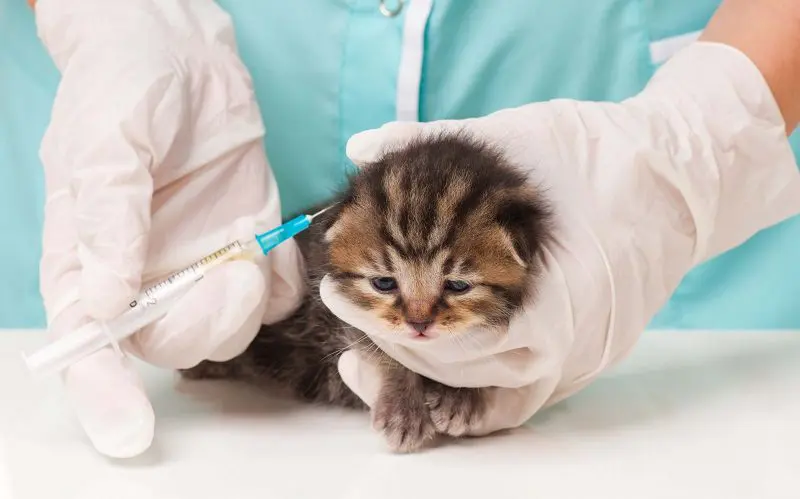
left=187, top=40, right=800, bottom=452
left=330, top=41, right=800, bottom=445
left=331, top=2, right=800, bottom=442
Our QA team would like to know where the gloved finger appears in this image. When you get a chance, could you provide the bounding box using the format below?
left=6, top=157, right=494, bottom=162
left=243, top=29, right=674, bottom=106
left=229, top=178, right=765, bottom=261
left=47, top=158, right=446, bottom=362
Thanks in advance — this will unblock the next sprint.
left=72, top=151, right=153, bottom=320
left=51, top=302, right=155, bottom=458
left=44, top=50, right=184, bottom=321
left=346, top=119, right=469, bottom=167
left=127, top=260, right=266, bottom=369
left=336, top=349, right=383, bottom=408
left=39, top=136, right=152, bottom=324
left=38, top=185, right=81, bottom=324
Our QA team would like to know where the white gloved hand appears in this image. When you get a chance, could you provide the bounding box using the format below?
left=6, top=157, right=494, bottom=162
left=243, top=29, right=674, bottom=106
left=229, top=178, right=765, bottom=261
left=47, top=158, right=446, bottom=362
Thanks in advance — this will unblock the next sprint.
left=333, top=42, right=800, bottom=435
left=35, top=0, right=305, bottom=457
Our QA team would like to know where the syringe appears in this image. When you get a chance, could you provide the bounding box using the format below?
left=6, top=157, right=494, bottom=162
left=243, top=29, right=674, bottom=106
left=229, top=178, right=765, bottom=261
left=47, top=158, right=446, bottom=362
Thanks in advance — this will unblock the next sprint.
left=22, top=206, right=333, bottom=377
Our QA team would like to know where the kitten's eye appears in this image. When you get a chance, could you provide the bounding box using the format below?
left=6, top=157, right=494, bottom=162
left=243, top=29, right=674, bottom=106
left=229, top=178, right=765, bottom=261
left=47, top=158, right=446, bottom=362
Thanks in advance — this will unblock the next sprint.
left=371, top=277, right=398, bottom=293
left=444, top=280, right=472, bottom=294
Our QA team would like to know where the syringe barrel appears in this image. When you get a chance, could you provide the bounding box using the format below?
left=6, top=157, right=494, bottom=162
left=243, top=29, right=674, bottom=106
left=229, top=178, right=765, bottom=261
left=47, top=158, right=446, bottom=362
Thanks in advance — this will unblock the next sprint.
left=22, top=239, right=253, bottom=376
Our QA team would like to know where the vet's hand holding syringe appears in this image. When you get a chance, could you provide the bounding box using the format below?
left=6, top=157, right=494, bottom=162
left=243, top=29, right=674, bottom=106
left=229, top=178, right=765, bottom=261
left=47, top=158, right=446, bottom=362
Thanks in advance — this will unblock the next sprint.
left=25, top=208, right=330, bottom=377
left=33, top=0, right=311, bottom=458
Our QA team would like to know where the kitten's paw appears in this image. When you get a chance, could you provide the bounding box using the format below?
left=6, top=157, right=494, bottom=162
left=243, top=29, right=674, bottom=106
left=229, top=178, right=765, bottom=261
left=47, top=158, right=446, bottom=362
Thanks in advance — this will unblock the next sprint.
left=425, top=385, right=488, bottom=437
left=372, top=393, right=436, bottom=453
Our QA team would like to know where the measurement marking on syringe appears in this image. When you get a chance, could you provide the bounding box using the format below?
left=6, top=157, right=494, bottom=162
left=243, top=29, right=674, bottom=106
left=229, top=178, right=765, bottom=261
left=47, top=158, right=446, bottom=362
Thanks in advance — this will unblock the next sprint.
left=128, top=240, right=247, bottom=310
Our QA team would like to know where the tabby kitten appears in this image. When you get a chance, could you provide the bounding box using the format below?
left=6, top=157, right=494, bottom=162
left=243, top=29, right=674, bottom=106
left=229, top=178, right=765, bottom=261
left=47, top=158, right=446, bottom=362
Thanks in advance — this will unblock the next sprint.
left=182, top=133, right=552, bottom=452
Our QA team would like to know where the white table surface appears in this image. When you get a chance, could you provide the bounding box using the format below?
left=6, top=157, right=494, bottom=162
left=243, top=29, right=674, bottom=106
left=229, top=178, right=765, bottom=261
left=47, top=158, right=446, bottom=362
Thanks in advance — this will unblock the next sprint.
left=1, top=329, right=799, bottom=499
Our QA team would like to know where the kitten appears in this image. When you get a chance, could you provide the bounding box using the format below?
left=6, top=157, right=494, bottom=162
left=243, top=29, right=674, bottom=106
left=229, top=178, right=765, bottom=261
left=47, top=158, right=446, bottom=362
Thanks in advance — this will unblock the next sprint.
left=182, top=132, right=552, bottom=452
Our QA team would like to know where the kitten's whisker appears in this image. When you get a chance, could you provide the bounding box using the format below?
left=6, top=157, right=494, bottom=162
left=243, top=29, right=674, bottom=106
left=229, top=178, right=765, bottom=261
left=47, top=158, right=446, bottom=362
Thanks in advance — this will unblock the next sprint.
left=321, top=334, right=370, bottom=362
left=385, top=343, right=402, bottom=370
left=466, top=330, right=486, bottom=353
left=451, top=331, right=471, bottom=356
left=360, top=343, right=396, bottom=371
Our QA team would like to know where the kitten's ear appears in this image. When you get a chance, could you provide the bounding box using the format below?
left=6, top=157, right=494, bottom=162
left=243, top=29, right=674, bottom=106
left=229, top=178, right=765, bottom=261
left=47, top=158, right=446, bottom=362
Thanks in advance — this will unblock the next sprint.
left=320, top=207, right=344, bottom=242
left=495, top=194, right=552, bottom=268
left=320, top=190, right=355, bottom=242
left=324, top=218, right=344, bottom=242
left=498, top=230, right=528, bottom=268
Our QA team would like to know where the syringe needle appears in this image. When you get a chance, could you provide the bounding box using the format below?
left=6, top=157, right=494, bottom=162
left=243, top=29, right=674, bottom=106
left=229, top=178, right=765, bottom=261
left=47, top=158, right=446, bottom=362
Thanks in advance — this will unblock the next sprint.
left=309, top=204, right=336, bottom=220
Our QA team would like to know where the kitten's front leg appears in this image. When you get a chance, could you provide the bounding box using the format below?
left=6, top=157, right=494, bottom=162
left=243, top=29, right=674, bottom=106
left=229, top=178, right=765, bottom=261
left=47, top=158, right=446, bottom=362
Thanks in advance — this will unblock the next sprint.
left=424, top=380, right=490, bottom=437
left=371, top=362, right=436, bottom=453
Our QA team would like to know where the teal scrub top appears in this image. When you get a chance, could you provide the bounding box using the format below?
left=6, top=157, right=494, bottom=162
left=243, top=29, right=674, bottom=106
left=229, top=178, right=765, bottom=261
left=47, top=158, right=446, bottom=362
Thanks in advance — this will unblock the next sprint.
left=1, top=0, right=799, bottom=329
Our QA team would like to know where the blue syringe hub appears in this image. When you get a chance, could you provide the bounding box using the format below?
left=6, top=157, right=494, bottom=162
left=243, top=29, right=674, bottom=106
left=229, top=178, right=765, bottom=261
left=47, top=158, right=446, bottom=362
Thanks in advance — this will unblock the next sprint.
left=254, top=214, right=312, bottom=255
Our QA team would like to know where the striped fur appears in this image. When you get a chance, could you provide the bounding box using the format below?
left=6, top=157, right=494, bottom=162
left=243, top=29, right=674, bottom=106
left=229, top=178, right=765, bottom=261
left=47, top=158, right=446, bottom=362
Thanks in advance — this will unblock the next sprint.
left=181, top=133, right=552, bottom=452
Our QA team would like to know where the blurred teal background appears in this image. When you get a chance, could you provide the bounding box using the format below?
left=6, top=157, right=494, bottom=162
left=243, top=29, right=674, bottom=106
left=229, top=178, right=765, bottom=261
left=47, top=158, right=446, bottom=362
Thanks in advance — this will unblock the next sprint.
left=1, top=0, right=798, bottom=329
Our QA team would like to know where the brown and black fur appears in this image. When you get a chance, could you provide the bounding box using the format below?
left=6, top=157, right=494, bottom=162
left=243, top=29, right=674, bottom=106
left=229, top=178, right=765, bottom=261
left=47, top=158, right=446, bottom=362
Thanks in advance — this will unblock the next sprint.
left=182, top=132, right=552, bottom=452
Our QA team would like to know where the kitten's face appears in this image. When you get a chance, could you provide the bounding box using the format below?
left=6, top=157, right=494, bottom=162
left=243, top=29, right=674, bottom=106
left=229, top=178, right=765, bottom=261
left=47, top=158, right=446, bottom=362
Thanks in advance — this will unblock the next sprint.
left=323, top=135, right=550, bottom=341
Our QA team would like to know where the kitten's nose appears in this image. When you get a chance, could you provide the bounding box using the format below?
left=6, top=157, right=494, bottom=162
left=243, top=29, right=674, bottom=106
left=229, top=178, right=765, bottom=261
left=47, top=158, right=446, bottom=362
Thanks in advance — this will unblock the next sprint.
left=407, top=320, right=433, bottom=334
left=404, top=299, right=435, bottom=334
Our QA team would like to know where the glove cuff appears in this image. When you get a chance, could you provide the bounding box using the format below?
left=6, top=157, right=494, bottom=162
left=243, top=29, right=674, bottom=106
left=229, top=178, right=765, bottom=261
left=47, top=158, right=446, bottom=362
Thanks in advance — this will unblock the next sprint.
left=634, top=41, right=800, bottom=263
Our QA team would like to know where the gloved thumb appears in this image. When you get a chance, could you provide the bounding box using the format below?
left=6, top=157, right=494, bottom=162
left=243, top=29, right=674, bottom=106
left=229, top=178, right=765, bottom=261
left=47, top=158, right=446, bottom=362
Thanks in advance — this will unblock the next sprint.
left=345, top=115, right=508, bottom=167
left=346, top=119, right=479, bottom=167
left=345, top=122, right=425, bottom=166
left=336, top=350, right=383, bottom=408
left=128, top=260, right=267, bottom=369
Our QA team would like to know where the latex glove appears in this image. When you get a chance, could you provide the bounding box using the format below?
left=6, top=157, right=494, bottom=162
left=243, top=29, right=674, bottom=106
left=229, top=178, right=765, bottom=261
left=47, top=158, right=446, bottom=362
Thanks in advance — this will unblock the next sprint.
left=332, top=42, right=800, bottom=436
left=35, top=0, right=305, bottom=457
